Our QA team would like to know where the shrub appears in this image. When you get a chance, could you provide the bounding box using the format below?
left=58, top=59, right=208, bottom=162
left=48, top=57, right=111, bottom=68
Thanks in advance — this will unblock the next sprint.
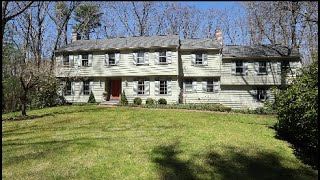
left=88, top=91, right=96, bottom=103
left=274, top=57, right=318, bottom=169
left=133, top=97, right=142, bottom=105
left=120, top=90, right=128, bottom=105
left=146, top=98, right=155, bottom=105
left=158, top=98, right=167, bottom=105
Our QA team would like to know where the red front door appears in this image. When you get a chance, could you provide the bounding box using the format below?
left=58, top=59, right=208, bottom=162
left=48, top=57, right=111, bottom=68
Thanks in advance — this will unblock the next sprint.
left=111, top=80, right=121, bottom=99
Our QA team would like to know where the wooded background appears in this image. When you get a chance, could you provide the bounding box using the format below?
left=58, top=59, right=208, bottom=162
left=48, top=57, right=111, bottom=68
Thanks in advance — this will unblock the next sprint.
left=2, top=1, right=318, bottom=113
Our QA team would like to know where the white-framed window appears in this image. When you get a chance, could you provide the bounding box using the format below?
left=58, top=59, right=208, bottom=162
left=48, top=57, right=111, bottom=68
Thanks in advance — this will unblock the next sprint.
left=109, top=53, right=116, bottom=65
left=257, top=87, right=267, bottom=101
left=83, top=80, right=90, bottom=95
left=159, top=80, right=168, bottom=95
left=63, top=55, right=69, bottom=66
left=82, top=54, right=89, bottom=67
left=206, top=79, right=219, bottom=92
left=159, top=50, right=167, bottom=64
left=64, top=81, right=72, bottom=96
left=195, top=53, right=203, bottom=65
left=259, top=61, right=267, bottom=74
left=137, top=51, right=144, bottom=64
left=184, top=79, right=193, bottom=92
left=236, top=61, right=244, bottom=74
left=137, top=80, right=145, bottom=95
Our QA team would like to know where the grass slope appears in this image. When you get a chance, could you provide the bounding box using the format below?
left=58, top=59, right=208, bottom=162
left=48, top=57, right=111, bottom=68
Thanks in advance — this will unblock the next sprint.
left=2, top=105, right=318, bottom=179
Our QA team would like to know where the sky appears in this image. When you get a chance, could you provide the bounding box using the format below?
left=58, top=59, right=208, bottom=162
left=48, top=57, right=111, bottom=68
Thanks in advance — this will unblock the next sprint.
left=182, top=1, right=239, bottom=9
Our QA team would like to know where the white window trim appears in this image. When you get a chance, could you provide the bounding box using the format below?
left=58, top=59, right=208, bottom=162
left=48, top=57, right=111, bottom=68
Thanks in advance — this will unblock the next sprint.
left=257, top=88, right=267, bottom=102
left=206, top=79, right=219, bottom=93
left=83, top=80, right=90, bottom=95
left=64, top=81, right=72, bottom=96
left=136, top=51, right=145, bottom=65
left=159, top=80, right=168, bottom=95
left=258, top=61, right=267, bottom=74
left=137, top=80, right=145, bottom=95
left=184, top=80, right=193, bottom=93
left=235, top=61, right=245, bottom=75
left=195, top=53, right=203, bottom=65
left=108, top=53, right=116, bottom=66
left=63, top=55, right=70, bottom=66
left=82, top=54, right=89, bottom=67
left=159, top=50, right=167, bottom=64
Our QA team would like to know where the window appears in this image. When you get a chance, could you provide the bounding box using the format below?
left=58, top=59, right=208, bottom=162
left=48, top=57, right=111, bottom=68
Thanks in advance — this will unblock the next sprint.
left=63, top=55, right=69, bottom=66
left=281, top=60, right=290, bottom=73
left=109, top=53, right=116, bottom=65
left=257, top=87, right=267, bottom=101
left=236, top=61, right=244, bottom=74
left=83, top=80, right=90, bottom=95
left=259, top=61, right=267, bottom=74
left=185, top=79, right=193, bottom=92
left=195, top=54, right=203, bottom=65
left=64, top=81, right=72, bottom=96
left=82, top=54, right=89, bottom=67
left=137, top=51, right=144, bottom=64
left=137, top=80, right=145, bottom=95
left=207, top=79, right=219, bottom=92
left=159, top=50, right=167, bottom=63
left=159, top=80, right=167, bottom=94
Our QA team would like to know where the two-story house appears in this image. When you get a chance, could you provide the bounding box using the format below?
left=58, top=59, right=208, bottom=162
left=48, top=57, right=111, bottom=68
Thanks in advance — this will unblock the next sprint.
left=55, top=33, right=301, bottom=109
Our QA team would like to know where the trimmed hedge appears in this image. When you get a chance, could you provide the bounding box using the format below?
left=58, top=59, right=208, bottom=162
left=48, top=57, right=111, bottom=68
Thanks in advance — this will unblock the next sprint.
left=116, top=103, right=232, bottom=112
left=146, top=98, right=155, bottom=105
left=158, top=98, right=167, bottom=105
left=133, top=97, right=142, bottom=105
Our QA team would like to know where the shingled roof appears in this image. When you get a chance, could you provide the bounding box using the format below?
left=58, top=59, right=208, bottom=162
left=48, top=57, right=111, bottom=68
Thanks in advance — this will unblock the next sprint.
left=223, top=45, right=300, bottom=58
left=55, top=35, right=180, bottom=52
left=180, top=38, right=220, bottom=49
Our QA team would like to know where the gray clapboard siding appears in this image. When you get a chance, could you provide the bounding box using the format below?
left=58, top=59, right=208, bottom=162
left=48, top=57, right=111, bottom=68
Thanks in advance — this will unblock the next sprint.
left=63, top=77, right=105, bottom=103
left=56, top=49, right=179, bottom=77
left=220, top=59, right=301, bottom=85
left=122, top=76, right=180, bottom=104
left=180, top=50, right=221, bottom=77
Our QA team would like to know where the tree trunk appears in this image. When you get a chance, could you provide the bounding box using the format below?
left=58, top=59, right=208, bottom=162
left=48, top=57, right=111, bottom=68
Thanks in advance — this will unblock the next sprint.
left=21, top=91, right=27, bottom=116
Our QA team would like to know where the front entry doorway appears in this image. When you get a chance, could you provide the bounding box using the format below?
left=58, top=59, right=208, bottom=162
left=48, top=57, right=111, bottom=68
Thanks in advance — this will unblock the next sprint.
left=110, top=79, right=121, bottom=100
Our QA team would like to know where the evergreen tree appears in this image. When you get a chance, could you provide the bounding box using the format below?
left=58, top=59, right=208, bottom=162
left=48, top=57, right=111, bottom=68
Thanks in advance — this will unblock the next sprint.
left=72, top=4, right=102, bottom=40
left=88, top=91, right=96, bottom=103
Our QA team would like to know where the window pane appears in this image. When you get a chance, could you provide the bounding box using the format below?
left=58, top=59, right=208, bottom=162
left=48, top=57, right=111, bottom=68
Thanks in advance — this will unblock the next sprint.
left=185, top=80, right=193, bottom=92
left=160, top=57, right=167, bottom=63
left=63, top=56, right=69, bottom=65
left=64, top=81, right=72, bottom=95
left=257, top=88, right=267, bottom=101
left=83, top=81, right=90, bottom=95
left=236, top=61, right=243, bottom=74
left=138, top=80, right=145, bottom=94
left=82, top=60, right=89, bottom=66
left=160, top=80, right=167, bottom=94
left=195, top=54, right=203, bottom=64
left=109, top=53, right=116, bottom=65
left=159, top=51, right=166, bottom=56
left=137, top=52, right=144, bottom=58
left=259, top=62, right=267, bottom=73
left=281, top=60, right=290, bottom=72
left=82, top=54, right=88, bottom=60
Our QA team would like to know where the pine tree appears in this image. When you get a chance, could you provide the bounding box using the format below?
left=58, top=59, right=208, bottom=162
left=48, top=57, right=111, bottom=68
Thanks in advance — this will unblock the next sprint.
left=88, top=90, right=96, bottom=103
left=72, top=4, right=102, bottom=40
left=120, top=90, right=128, bottom=105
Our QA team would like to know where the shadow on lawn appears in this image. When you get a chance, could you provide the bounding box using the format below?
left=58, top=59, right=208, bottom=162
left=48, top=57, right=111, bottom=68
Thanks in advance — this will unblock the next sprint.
left=151, top=143, right=196, bottom=180
left=2, top=106, right=105, bottom=121
left=151, top=144, right=317, bottom=180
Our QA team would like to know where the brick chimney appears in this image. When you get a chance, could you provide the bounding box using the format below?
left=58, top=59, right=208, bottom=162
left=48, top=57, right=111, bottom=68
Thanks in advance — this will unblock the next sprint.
left=215, top=29, right=223, bottom=47
left=71, top=32, right=81, bottom=43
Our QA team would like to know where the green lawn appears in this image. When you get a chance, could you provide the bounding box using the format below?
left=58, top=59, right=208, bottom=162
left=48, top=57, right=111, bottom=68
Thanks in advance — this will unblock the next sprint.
left=2, top=105, right=318, bottom=180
